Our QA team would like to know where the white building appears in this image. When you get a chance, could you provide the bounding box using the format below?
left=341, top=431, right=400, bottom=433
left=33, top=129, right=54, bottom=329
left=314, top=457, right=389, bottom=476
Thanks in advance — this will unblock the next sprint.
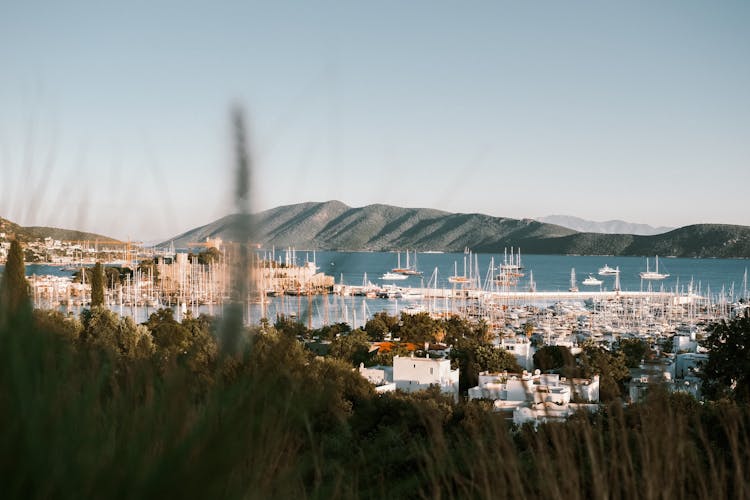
left=498, top=336, right=535, bottom=371
left=392, top=355, right=460, bottom=402
left=358, top=364, right=396, bottom=393
left=468, top=370, right=600, bottom=425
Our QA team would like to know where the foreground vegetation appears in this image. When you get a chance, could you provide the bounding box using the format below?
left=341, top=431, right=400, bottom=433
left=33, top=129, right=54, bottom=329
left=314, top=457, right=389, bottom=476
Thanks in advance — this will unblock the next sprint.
left=3, top=242, right=750, bottom=498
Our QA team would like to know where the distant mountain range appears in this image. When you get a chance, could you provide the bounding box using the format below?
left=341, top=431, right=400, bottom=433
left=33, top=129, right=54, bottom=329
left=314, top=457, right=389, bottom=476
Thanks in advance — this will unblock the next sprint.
left=535, top=215, right=673, bottom=236
left=0, top=216, right=118, bottom=243
left=162, top=201, right=750, bottom=258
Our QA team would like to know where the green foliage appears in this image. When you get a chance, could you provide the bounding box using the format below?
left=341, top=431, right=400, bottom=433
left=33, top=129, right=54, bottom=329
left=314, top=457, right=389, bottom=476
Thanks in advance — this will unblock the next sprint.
left=0, top=239, right=31, bottom=324
left=81, top=307, right=154, bottom=359
left=313, top=321, right=351, bottom=341
left=399, top=312, right=440, bottom=344
left=144, top=308, right=192, bottom=364
left=90, top=262, right=105, bottom=307
left=4, top=307, right=750, bottom=498
left=274, top=314, right=309, bottom=339
left=32, top=309, right=81, bottom=343
left=700, top=312, right=750, bottom=402
left=533, top=345, right=576, bottom=373
left=618, top=338, right=650, bottom=368
left=328, top=328, right=371, bottom=367
left=578, top=343, right=630, bottom=402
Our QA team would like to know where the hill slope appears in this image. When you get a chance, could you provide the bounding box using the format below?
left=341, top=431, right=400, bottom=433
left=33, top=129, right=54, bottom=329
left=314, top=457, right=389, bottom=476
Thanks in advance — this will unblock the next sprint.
left=0, top=216, right=119, bottom=243
left=163, top=202, right=750, bottom=258
left=163, top=201, right=576, bottom=252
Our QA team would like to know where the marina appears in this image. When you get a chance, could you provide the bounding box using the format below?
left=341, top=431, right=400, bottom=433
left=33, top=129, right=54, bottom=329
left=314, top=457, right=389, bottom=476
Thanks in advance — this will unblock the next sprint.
left=7, top=248, right=747, bottom=337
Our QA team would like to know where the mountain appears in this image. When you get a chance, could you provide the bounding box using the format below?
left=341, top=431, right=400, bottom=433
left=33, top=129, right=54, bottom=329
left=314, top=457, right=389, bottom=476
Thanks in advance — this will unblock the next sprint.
left=519, top=224, right=750, bottom=258
left=162, top=200, right=576, bottom=252
left=164, top=201, right=750, bottom=258
left=0, top=216, right=119, bottom=243
left=536, top=215, right=673, bottom=236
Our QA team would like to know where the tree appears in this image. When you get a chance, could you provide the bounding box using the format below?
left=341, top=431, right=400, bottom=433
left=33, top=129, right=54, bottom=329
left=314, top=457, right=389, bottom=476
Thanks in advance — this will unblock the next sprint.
left=700, top=312, right=750, bottom=402
left=146, top=308, right=190, bottom=363
left=0, top=239, right=31, bottom=323
left=328, top=329, right=371, bottom=367
left=399, top=312, right=440, bottom=344
left=533, top=345, right=576, bottom=373
left=577, top=343, right=630, bottom=402
left=618, top=338, right=649, bottom=368
left=90, top=262, right=105, bottom=307
left=80, top=307, right=154, bottom=359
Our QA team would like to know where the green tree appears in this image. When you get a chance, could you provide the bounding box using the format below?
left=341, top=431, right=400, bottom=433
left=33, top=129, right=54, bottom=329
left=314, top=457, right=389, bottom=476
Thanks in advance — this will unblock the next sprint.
left=80, top=307, right=154, bottom=359
left=618, top=338, right=649, bottom=368
left=399, top=312, right=440, bottom=344
left=533, top=345, right=576, bottom=373
left=700, top=312, right=750, bottom=402
left=145, top=308, right=190, bottom=363
left=0, top=239, right=31, bottom=323
left=90, top=262, right=105, bottom=307
left=274, top=315, right=309, bottom=339
left=442, top=316, right=474, bottom=345
left=328, top=328, right=371, bottom=367
left=577, top=343, right=630, bottom=401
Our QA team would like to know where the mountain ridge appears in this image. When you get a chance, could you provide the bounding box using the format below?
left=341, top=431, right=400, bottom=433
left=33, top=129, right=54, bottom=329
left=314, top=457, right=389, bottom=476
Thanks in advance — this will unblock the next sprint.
left=0, top=216, right=120, bottom=243
left=161, top=201, right=750, bottom=258
left=536, top=215, right=673, bottom=235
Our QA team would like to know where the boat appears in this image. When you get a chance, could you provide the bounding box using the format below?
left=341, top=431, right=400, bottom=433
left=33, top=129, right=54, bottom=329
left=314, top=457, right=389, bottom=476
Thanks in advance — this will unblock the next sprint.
left=582, top=275, right=603, bottom=286
left=392, top=250, right=422, bottom=276
left=381, top=272, right=408, bottom=281
left=400, top=288, right=423, bottom=300
left=448, top=260, right=471, bottom=284
left=569, top=268, right=578, bottom=292
left=640, top=256, right=669, bottom=280
left=598, top=264, right=619, bottom=276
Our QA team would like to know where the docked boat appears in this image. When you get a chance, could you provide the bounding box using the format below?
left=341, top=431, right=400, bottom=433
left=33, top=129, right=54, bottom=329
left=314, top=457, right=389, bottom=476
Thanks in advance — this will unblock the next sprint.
left=640, top=256, right=669, bottom=280
left=582, top=275, right=603, bottom=286
left=598, top=264, right=619, bottom=276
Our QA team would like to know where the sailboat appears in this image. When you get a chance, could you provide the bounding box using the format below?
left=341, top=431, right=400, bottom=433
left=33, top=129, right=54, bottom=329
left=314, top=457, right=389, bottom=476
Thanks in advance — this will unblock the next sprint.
left=448, top=257, right=471, bottom=284
left=392, top=250, right=422, bottom=276
left=569, top=268, right=578, bottom=292
left=640, top=256, right=669, bottom=280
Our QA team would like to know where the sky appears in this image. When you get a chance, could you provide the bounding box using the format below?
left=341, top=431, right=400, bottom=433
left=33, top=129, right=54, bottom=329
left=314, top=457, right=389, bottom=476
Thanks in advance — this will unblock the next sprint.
left=1, top=1, right=749, bottom=241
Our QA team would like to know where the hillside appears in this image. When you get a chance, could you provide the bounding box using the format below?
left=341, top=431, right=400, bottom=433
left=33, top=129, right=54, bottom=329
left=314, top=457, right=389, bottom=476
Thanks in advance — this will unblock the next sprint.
left=0, top=216, right=119, bottom=243
left=162, top=202, right=750, bottom=258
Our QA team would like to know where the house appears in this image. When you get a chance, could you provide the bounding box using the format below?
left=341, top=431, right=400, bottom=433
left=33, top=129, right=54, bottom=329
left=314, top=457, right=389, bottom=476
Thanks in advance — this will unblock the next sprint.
left=497, top=336, right=534, bottom=371
left=468, top=370, right=600, bottom=425
left=393, top=355, right=460, bottom=402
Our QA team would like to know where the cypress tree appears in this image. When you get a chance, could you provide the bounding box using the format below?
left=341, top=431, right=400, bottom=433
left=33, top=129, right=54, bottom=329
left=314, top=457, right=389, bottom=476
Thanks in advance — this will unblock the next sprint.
left=0, top=239, right=31, bottom=321
left=91, top=261, right=105, bottom=307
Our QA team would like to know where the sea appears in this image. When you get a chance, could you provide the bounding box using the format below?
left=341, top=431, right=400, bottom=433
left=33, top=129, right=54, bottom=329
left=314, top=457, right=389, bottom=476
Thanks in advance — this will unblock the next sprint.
left=5, top=252, right=749, bottom=328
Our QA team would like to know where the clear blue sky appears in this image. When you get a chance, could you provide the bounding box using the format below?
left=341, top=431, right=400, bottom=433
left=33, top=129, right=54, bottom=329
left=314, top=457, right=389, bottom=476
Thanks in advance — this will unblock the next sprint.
left=1, top=1, right=748, bottom=241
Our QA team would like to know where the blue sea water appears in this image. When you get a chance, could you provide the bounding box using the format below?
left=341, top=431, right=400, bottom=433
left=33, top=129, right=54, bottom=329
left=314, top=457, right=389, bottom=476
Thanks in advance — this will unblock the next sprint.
left=315, top=251, right=749, bottom=297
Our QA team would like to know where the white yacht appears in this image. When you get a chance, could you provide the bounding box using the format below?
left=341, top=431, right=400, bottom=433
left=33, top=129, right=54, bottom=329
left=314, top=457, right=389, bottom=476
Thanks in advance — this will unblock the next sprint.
left=598, top=264, right=619, bottom=276
left=582, top=275, right=603, bottom=286
left=381, top=272, right=408, bottom=281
